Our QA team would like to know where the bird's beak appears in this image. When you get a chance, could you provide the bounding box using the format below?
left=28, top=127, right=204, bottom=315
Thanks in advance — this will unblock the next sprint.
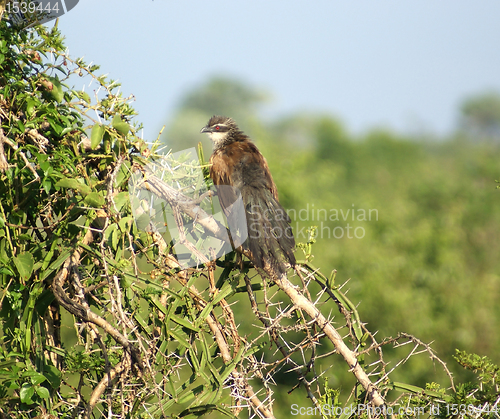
left=200, top=126, right=211, bottom=133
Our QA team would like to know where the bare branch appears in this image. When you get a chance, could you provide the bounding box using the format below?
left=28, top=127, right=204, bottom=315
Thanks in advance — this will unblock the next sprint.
left=51, top=229, right=143, bottom=368
left=270, top=265, right=386, bottom=408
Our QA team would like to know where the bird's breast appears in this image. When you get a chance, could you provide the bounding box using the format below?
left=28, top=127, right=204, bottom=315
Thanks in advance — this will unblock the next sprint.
left=209, top=141, right=278, bottom=200
left=209, top=150, right=233, bottom=187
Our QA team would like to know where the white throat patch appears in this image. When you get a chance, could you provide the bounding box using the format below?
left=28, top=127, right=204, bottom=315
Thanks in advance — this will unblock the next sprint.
left=208, top=131, right=229, bottom=148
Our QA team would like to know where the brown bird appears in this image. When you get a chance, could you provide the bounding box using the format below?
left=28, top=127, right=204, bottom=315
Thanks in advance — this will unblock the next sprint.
left=201, top=115, right=295, bottom=273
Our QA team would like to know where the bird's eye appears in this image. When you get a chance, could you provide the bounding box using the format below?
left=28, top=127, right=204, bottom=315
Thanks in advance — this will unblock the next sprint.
left=215, top=126, right=220, bottom=130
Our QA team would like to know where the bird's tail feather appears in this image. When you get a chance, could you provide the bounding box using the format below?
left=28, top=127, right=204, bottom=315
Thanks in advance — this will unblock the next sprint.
left=242, top=188, right=295, bottom=273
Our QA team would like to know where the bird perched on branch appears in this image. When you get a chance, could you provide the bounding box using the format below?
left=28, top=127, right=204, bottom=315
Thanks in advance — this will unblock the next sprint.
left=201, top=115, right=295, bottom=273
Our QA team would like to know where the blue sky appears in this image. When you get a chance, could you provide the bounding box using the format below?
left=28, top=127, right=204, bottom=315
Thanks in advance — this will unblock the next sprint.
left=57, top=0, right=500, bottom=140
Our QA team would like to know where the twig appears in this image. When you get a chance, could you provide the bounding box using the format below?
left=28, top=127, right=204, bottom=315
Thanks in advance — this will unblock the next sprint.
left=269, top=265, right=387, bottom=408
left=0, top=127, right=40, bottom=181
left=244, top=275, right=322, bottom=409
left=158, top=239, right=275, bottom=418
left=51, top=229, right=143, bottom=368
left=27, top=128, right=49, bottom=152
left=85, top=358, right=130, bottom=419
left=137, top=167, right=228, bottom=242
left=0, top=125, right=9, bottom=172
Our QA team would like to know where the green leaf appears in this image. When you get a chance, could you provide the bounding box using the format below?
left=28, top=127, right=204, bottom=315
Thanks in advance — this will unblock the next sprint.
left=55, top=178, right=92, bottom=196
left=84, top=192, right=105, bottom=207
left=47, top=115, right=63, bottom=136
left=17, top=119, right=25, bottom=133
left=40, top=76, right=64, bottom=103
left=20, top=384, right=35, bottom=404
left=115, top=161, right=131, bottom=187
left=114, top=192, right=130, bottom=211
left=30, top=373, right=46, bottom=386
left=42, top=177, right=52, bottom=194
left=35, top=386, right=50, bottom=399
left=0, top=267, right=15, bottom=276
left=46, top=76, right=64, bottom=103
left=39, top=160, right=50, bottom=173
left=49, top=250, right=72, bottom=273
left=168, top=328, right=191, bottom=349
left=118, top=216, right=133, bottom=232
left=25, top=98, right=37, bottom=117
left=111, top=226, right=119, bottom=249
left=112, top=115, right=130, bottom=135
left=90, top=123, right=105, bottom=150
left=61, top=126, right=75, bottom=136
left=76, top=90, right=91, bottom=103
left=13, top=252, right=34, bottom=280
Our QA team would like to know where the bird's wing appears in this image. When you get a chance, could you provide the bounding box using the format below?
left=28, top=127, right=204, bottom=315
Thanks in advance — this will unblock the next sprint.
left=210, top=141, right=295, bottom=272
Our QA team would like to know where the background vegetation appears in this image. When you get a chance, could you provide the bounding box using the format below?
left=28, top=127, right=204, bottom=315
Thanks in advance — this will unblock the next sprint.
left=0, top=10, right=499, bottom=419
left=166, top=76, right=500, bottom=386
left=163, top=76, right=500, bottom=413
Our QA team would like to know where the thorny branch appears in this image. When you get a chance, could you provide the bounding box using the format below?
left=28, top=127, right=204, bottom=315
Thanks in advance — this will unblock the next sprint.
left=141, top=167, right=456, bottom=416
left=32, top=153, right=456, bottom=417
left=140, top=169, right=390, bottom=412
left=155, top=235, right=275, bottom=418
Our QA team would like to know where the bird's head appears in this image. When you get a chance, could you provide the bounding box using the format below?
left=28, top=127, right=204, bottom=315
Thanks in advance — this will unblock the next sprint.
left=200, top=115, right=239, bottom=149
